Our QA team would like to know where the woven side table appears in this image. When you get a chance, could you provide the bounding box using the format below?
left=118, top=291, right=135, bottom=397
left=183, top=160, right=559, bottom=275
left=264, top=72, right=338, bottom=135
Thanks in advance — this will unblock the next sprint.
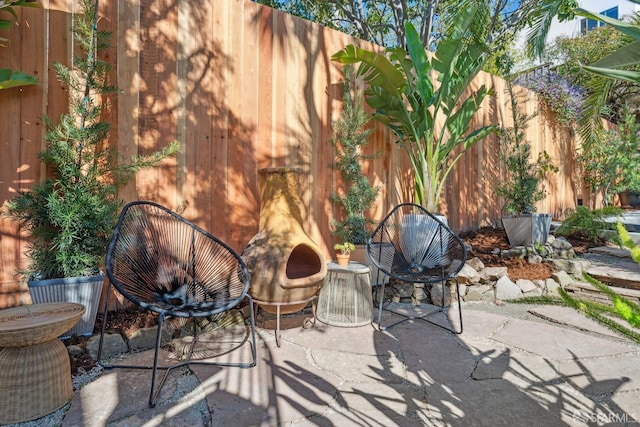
left=0, top=302, right=85, bottom=424
left=317, top=261, right=373, bottom=327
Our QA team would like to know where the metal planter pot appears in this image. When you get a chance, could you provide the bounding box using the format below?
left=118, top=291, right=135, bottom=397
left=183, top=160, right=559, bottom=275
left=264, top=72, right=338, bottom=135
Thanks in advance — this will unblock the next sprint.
left=502, top=213, right=552, bottom=247
left=28, top=272, right=105, bottom=338
left=619, top=191, right=640, bottom=208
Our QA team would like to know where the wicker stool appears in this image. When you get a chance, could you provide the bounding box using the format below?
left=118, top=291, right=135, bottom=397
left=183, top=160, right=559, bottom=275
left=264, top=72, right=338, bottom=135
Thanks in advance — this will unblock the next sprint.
left=0, top=303, right=85, bottom=424
left=317, top=262, right=372, bottom=327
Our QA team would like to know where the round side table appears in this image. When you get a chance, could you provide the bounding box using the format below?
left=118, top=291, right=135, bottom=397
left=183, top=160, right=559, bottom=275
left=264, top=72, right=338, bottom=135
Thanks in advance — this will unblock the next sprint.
left=0, top=302, right=85, bottom=424
left=317, top=261, right=373, bottom=327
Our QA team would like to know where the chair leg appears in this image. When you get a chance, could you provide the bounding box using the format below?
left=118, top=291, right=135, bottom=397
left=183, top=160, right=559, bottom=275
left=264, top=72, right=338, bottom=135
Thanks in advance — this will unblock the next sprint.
left=451, top=280, right=464, bottom=334
left=376, top=281, right=386, bottom=331
left=375, top=279, right=463, bottom=334
left=302, top=297, right=317, bottom=329
left=97, top=282, right=113, bottom=363
left=246, top=296, right=257, bottom=367
left=149, top=312, right=167, bottom=407
left=99, top=299, right=258, bottom=408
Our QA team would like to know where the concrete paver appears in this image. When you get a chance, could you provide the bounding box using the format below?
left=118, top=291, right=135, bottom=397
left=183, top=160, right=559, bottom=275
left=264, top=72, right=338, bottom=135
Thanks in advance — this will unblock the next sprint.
left=12, top=299, right=638, bottom=427
left=491, top=317, right=637, bottom=360
left=528, top=305, right=625, bottom=338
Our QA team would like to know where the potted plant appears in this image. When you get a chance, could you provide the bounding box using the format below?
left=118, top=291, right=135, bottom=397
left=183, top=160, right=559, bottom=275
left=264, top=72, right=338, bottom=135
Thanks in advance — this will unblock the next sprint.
left=332, top=4, right=498, bottom=214
left=497, top=80, right=557, bottom=247
left=334, top=242, right=356, bottom=266
left=329, top=64, right=380, bottom=264
left=578, top=106, right=640, bottom=208
left=4, top=0, right=177, bottom=337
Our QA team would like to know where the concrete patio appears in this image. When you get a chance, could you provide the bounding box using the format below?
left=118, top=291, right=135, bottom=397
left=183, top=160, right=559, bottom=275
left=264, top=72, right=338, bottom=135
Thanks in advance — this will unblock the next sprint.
left=49, top=301, right=640, bottom=427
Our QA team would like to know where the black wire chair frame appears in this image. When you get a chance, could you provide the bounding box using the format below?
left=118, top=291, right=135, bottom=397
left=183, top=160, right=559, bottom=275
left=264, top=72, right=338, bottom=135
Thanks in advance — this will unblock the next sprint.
left=367, top=203, right=467, bottom=333
left=98, top=201, right=257, bottom=407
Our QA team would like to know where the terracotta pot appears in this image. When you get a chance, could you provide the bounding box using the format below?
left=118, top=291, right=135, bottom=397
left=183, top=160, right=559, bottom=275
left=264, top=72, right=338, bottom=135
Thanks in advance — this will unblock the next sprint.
left=242, top=167, right=327, bottom=314
left=336, top=253, right=350, bottom=266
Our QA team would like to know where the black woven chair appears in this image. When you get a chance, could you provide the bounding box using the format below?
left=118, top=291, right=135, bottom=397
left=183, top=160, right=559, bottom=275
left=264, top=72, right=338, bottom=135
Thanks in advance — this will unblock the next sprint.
left=98, top=201, right=257, bottom=407
left=367, top=203, right=467, bottom=333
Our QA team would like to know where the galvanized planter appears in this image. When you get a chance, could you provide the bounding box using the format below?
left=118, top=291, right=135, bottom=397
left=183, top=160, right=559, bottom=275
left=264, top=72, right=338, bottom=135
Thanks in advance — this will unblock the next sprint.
left=502, top=213, right=552, bottom=247
left=28, top=273, right=105, bottom=338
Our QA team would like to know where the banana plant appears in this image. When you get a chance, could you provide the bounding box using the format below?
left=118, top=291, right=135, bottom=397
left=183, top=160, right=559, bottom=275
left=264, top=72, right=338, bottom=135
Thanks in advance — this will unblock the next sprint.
left=332, top=4, right=497, bottom=212
left=0, top=0, right=39, bottom=90
left=0, top=68, right=37, bottom=89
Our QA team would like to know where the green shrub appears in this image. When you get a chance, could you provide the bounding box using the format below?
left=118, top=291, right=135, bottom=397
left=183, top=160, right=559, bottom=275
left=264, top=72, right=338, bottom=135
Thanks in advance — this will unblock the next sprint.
left=515, top=220, right=640, bottom=344
left=555, top=205, right=622, bottom=243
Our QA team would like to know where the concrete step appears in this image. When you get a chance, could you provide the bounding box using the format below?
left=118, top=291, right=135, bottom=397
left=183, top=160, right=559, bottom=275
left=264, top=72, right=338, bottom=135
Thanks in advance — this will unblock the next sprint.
left=582, top=247, right=640, bottom=291
left=565, top=281, right=640, bottom=305
left=551, top=210, right=640, bottom=244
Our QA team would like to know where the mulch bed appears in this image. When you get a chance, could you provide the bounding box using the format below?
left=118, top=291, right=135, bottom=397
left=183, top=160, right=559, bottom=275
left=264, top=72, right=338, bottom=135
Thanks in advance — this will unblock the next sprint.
left=459, top=226, right=602, bottom=282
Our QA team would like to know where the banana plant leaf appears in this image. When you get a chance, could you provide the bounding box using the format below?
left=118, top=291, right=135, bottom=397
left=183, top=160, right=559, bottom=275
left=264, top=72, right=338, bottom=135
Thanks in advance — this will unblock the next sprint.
left=580, top=65, right=640, bottom=84
left=0, top=69, right=38, bottom=89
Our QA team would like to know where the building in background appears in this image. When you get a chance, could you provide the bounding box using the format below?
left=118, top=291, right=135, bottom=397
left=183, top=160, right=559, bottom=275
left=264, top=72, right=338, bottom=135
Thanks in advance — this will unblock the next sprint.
left=514, top=0, right=640, bottom=71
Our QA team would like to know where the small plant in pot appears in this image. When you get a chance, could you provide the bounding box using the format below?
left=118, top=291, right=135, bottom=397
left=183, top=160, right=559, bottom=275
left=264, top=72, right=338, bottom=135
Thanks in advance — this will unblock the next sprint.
left=496, top=80, right=557, bottom=247
left=329, top=64, right=380, bottom=263
left=334, top=242, right=356, bottom=266
left=3, top=0, right=178, bottom=337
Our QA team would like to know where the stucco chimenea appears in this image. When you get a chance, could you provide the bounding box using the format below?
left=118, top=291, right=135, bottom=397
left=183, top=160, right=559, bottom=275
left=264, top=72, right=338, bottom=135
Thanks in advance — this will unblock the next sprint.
left=242, top=167, right=327, bottom=316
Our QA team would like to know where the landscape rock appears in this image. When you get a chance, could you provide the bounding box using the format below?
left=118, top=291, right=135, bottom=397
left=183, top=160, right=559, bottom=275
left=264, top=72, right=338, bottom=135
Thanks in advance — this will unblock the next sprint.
left=87, top=333, right=127, bottom=360
left=501, top=247, right=528, bottom=258
left=495, top=276, right=524, bottom=300
left=552, top=270, right=575, bottom=288
left=67, top=345, right=84, bottom=358
left=545, top=278, right=561, bottom=297
left=464, top=284, right=492, bottom=302
left=482, top=289, right=495, bottom=302
left=516, top=279, right=537, bottom=293
left=457, top=264, right=481, bottom=284
left=128, top=327, right=171, bottom=352
left=466, top=257, right=485, bottom=271
left=430, top=283, right=451, bottom=307
left=552, top=258, right=591, bottom=277
left=551, top=236, right=573, bottom=250
left=456, top=283, right=467, bottom=298
left=391, top=281, right=414, bottom=300
left=523, top=286, right=543, bottom=297
left=413, top=283, right=428, bottom=304
left=527, top=254, right=543, bottom=264
left=482, top=266, right=508, bottom=281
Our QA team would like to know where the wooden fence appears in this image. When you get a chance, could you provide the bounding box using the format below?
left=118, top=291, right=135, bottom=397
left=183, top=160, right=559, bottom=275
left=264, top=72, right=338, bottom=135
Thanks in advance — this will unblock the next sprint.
left=0, top=0, right=593, bottom=308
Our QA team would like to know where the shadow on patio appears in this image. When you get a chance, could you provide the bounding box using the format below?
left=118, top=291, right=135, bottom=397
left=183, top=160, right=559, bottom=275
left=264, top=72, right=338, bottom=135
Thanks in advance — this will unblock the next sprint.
left=61, top=303, right=640, bottom=426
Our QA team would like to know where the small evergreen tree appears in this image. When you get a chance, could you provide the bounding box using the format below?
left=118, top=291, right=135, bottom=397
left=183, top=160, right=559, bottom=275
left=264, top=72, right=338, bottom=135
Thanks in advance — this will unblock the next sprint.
left=496, top=80, right=557, bottom=215
left=5, top=0, right=178, bottom=279
left=330, top=65, right=379, bottom=245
